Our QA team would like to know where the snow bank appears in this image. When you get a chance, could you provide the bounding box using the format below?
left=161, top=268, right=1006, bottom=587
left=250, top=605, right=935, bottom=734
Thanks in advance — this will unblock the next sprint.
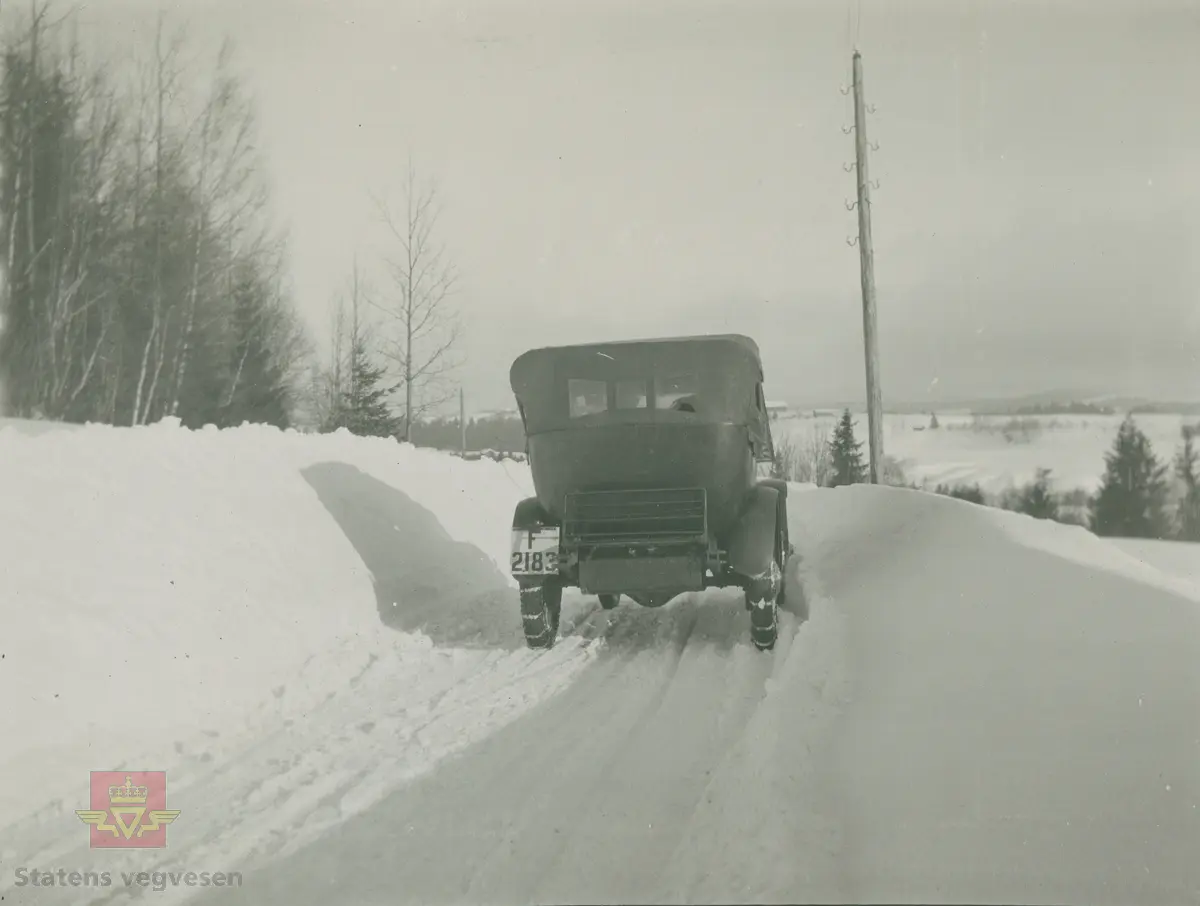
left=0, top=418, right=579, bottom=849
left=794, top=484, right=1200, bottom=904
left=985, top=503, right=1200, bottom=604
left=1110, top=537, right=1200, bottom=590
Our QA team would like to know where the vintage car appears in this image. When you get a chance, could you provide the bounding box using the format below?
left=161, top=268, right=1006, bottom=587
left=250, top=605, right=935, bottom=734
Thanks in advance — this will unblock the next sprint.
left=507, top=333, right=794, bottom=652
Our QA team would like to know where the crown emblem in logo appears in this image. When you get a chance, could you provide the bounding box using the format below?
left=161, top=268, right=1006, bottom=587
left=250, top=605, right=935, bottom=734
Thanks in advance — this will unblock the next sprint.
left=76, top=771, right=180, bottom=848
left=108, top=776, right=149, bottom=805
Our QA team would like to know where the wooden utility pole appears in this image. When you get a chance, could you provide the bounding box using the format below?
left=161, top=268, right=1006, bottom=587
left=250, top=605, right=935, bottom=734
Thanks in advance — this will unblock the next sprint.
left=459, top=386, right=466, bottom=453
left=851, top=50, right=885, bottom=483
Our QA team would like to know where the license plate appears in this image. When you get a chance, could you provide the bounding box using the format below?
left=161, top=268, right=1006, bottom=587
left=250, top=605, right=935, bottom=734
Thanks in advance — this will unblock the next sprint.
left=510, top=527, right=561, bottom=576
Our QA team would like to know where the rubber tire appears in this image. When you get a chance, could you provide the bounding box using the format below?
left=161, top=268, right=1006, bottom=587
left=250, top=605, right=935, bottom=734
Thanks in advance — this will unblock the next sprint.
left=598, top=593, right=620, bottom=610
left=749, top=587, right=779, bottom=652
left=749, top=499, right=789, bottom=652
left=775, top=495, right=791, bottom=610
left=520, top=581, right=562, bottom=650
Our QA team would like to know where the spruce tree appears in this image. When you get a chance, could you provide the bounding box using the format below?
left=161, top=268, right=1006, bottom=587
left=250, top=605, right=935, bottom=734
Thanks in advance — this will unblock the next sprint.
left=1015, top=468, right=1059, bottom=521
left=828, top=408, right=868, bottom=487
left=1089, top=414, right=1170, bottom=539
left=329, top=335, right=401, bottom=437
left=219, top=269, right=292, bottom=429
left=1174, top=425, right=1200, bottom=542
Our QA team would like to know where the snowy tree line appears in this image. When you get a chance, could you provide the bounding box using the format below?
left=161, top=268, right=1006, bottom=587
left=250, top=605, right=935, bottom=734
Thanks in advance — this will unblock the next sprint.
left=0, top=6, right=308, bottom=428
left=0, top=4, right=474, bottom=445
left=774, top=410, right=1200, bottom=543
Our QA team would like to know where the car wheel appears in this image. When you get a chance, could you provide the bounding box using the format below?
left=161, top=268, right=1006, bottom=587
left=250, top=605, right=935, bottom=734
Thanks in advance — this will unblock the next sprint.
left=520, top=581, right=562, bottom=650
left=748, top=505, right=788, bottom=651
left=747, top=559, right=781, bottom=652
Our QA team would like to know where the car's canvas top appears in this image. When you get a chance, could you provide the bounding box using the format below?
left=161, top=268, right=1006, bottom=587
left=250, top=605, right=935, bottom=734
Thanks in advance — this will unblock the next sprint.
left=509, top=333, right=767, bottom=434
left=511, top=333, right=759, bottom=368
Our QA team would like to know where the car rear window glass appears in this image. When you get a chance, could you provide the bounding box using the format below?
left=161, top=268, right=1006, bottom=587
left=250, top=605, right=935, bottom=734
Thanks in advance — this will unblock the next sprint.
left=568, top=378, right=608, bottom=417
left=615, top=379, right=648, bottom=409
left=656, top=373, right=699, bottom=412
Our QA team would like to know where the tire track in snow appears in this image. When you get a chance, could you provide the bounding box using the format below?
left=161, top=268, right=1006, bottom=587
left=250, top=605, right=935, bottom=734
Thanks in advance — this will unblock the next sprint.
left=186, top=572, right=840, bottom=906
left=6, top=618, right=604, bottom=906
left=656, top=563, right=851, bottom=903
left=457, top=599, right=706, bottom=901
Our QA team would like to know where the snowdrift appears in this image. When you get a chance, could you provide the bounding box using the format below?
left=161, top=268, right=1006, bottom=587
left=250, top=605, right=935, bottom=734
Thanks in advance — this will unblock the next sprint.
left=1110, top=537, right=1200, bottom=591
left=793, top=485, right=1200, bottom=904
left=0, top=418, right=599, bottom=873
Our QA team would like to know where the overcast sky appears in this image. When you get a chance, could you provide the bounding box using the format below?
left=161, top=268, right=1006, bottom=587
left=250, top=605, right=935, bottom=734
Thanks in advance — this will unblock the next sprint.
left=77, top=0, right=1199, bottom=410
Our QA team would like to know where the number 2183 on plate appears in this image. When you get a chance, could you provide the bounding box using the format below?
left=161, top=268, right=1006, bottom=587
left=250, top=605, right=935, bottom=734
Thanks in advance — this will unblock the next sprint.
left=510, top=528, right=560, bottom=576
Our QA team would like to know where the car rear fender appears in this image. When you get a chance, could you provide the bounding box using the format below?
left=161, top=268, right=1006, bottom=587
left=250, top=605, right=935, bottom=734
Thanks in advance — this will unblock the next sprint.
left=726, top=484, right=779, bottom=579
left=755, top=477, right=788, bottom=499
left=512, top=496, right=555, bottom=530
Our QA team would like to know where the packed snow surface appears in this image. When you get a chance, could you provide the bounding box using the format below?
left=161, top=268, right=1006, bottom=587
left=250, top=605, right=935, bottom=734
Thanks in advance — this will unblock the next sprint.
left=2, top=420, right=1199, bottom=904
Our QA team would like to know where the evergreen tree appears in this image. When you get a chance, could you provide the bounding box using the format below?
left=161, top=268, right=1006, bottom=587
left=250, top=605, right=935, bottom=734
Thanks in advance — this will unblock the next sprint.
left=1089, top=414, right=1171, bottom=539
left=828, top=408, right=867, bottom=487
left=1014, top=468, right=1059, bottom=521
left=218, top=271, right=292, bottom=430
left=1175, top=425, right=1200, bottom=542
left=326, top=334, right=401, bottom=437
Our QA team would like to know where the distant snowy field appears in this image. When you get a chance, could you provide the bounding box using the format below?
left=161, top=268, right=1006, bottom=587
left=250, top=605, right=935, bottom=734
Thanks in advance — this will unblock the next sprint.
left=779, top=411, right=1195, bottom=495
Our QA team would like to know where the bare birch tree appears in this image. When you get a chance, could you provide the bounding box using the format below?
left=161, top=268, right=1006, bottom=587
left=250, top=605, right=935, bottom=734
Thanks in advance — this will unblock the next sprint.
left=38, top=46, right=123, bottom=421
left=369, top=158, right=460, bottom=442
left=167, top=36, right=268, bottom=418
left=129, top=12, right=188, bottom=425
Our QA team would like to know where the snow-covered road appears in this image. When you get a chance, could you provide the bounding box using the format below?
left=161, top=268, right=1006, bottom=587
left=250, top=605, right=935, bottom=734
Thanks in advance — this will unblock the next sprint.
left=4, top=422, right=1199, bottom=905
left=185, top=561, right=838, bottom=906
left=187, top=485, right=1200, bottom=906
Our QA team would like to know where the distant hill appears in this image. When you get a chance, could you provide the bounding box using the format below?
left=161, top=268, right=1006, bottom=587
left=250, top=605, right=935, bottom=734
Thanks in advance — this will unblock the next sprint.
left=792, top=390, right=1200, bottom=417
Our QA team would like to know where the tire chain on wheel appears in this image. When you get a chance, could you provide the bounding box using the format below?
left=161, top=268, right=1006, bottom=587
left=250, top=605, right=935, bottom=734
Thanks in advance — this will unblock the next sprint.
left=750, top=604, right=778, bottom=651
left=748, top=522, right=788, bottom=652
left=520, top=584, right=562, bottom=649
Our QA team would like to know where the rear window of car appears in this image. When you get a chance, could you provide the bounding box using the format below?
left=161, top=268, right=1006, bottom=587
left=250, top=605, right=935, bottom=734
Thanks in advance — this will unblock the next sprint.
left=568, top=379, right=607, bottom=417
left=656, top=373, right=699, bottom=412
left=615, top=378, right=648, bottom=409
left=568, top=374, right=695, bottom=417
